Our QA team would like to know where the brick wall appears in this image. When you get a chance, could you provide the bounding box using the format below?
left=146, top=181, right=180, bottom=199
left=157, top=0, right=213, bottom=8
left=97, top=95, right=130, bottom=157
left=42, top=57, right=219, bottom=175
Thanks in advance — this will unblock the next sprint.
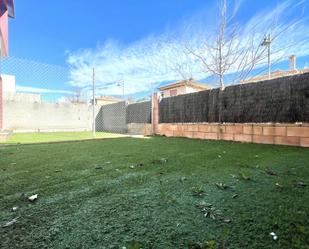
left=156, top=123, right=309, bottom=147
left=152, top=93, right=160, bottom=134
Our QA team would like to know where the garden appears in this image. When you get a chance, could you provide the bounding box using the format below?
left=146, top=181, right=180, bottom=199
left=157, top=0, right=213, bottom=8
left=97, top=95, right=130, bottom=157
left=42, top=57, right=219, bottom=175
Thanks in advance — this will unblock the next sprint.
left=0, top=137, right=308, bottom=248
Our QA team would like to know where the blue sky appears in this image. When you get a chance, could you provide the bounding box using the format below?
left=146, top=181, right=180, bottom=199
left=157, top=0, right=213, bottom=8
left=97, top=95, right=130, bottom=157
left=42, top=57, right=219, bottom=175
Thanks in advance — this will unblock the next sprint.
left=4, top=0, right=309, bottom=101
left=11, top=0, right=305, bottom=64
left=11, top=0, right=211, bottom=64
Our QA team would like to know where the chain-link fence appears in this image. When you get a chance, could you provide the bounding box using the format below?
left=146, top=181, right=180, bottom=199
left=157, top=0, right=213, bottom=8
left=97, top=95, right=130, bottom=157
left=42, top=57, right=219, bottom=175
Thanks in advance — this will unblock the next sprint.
left=0, top=56, right=72, bottom=103
left=95, top=101, right=152, bottom=134
left=0, top=56, right=152, bottom=143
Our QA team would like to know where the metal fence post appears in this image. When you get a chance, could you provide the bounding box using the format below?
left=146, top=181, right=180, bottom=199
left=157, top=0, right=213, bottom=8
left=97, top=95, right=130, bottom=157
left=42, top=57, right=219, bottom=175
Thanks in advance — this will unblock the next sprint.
left=92, top=68, right=96, bottom=137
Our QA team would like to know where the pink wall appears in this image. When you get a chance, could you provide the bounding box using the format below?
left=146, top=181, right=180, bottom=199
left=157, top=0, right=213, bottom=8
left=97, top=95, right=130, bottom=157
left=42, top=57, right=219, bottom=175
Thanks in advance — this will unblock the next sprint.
left=0, top=78, right=3, bottom=130
left=0, top=10, right=9, bottom=57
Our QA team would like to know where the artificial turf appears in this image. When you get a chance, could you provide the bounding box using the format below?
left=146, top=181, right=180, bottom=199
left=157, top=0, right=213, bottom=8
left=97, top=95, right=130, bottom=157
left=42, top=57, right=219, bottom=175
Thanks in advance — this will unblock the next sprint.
left=0, top=137, right=308, bottom=248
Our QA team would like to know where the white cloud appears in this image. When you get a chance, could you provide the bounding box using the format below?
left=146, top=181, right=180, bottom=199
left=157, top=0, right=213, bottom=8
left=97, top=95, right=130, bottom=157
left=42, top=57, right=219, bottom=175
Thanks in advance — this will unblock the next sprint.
left=67, top=0, right=309, bottom=95
left=16, top=85, right=72, bottom=94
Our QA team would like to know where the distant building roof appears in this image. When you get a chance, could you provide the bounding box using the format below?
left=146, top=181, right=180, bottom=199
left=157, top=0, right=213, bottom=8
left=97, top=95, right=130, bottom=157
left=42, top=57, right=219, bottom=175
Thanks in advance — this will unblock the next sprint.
left=95, top=96, right=123, bottom=102
left=159, top=79, right=211, bottom=91
left=241, top=68, right=309, bottom=84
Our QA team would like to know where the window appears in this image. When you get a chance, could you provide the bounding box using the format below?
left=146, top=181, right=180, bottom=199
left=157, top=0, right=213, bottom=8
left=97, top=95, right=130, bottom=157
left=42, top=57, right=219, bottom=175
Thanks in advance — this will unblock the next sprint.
left=170, top=89, right=177, bottom=96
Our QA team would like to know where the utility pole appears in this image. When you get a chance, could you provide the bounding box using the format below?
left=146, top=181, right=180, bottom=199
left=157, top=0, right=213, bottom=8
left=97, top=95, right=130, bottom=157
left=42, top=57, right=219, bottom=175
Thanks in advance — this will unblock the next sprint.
left=92, top=68, right=96, bottom=138
left=261, top=34, right=272, bottom=79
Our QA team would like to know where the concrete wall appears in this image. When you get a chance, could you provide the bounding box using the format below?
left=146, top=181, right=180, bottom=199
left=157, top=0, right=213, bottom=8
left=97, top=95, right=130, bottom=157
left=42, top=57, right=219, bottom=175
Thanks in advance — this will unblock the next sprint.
left=3, top=92, right=42, bottom=103
left=156, top=123, right=309, bottom=147
left=3, top=100, right=100, bottom=132
left=127, top=123, right=152, bottom=135
left=2, top=97, right=150, bottom=135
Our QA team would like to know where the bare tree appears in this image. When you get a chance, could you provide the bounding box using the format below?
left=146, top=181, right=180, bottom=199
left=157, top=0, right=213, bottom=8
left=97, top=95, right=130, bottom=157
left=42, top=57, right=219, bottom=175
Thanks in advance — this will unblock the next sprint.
left=185, top=0, right=307, bottom=90
left=182, top=0, right=308, bottom=124
left=185, top=0, right=273, bottom=89
left=164, top=42, right=195, bottom=81
left=65, top=86, right=86, bottom=103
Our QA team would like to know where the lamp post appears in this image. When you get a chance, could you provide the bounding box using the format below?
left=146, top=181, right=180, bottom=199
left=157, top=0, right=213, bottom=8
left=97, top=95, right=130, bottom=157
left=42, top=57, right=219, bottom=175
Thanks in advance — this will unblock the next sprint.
left=261, top=34, right=272, bottom=80
left=117, top=79, right=125, bottom=99
left=92, top=68, right=96, bottom=138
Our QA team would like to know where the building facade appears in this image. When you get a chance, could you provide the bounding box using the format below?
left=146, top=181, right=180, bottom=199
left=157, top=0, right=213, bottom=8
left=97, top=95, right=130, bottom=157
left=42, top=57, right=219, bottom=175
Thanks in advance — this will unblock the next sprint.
left=159, top=79, right=211, bottom=98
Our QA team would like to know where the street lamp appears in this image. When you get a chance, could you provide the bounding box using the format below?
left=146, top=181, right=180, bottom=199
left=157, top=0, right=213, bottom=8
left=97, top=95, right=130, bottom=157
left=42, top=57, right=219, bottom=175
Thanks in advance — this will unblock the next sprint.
left=92, top=68, right=95, bottom=137
left=117, top=79, right=125, bottom=99
left=261, top=34, right=272, bottom=80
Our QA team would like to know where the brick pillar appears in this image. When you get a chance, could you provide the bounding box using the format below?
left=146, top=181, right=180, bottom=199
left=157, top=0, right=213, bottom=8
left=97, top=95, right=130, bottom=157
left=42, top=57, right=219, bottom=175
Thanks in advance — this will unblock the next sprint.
left=0, top=77, right=3, bottom=130
left=151, top=92, right=160, bottom=135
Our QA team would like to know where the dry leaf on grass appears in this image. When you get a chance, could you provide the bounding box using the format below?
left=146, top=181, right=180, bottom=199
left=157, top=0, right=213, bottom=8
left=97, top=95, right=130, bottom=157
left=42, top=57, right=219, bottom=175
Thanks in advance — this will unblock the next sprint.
left=215, top=182, right=228, bottom=190
left=152, top=158, right=168, bottom=165
left=296, top=181, right=307, bottom=187
left=265, top=169, right=278, bottom=176
left=270, top=232, right=278, bottom=240
left=2, top=217, right=19, bottom=228
left=12, top=206, right=19, bottom=211
left=28, top=194, right=38, bottom=202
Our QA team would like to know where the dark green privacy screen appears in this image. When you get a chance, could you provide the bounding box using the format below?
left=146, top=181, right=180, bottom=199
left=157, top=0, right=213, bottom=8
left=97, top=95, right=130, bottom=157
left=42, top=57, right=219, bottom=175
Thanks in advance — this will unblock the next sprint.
left=160, top=73, right=309, bottom=123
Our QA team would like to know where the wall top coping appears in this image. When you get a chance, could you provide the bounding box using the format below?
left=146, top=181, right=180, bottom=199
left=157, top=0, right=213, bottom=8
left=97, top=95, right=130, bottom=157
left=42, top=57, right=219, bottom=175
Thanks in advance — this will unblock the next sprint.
left=159, top=122, right=309, bottom=127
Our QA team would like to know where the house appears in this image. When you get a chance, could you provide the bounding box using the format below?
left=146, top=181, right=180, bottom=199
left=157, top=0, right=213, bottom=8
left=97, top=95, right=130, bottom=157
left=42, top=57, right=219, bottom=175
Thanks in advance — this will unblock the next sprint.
left=94, top=96, right=123, bottom=106
left=1, top=74, right=42, bottom=103
left=159, top=79, right=211, bottom=98
left=241, top=55, right=309, bottom=84
left=1, top=74, right=15, bottom=93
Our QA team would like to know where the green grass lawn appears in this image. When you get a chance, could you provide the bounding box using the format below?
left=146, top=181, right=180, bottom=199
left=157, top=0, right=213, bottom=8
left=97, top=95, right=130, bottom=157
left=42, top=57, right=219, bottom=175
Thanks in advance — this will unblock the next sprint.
left=2, top=131, right=126, bottom=144
left=0, top=137, right=308, bottom=249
